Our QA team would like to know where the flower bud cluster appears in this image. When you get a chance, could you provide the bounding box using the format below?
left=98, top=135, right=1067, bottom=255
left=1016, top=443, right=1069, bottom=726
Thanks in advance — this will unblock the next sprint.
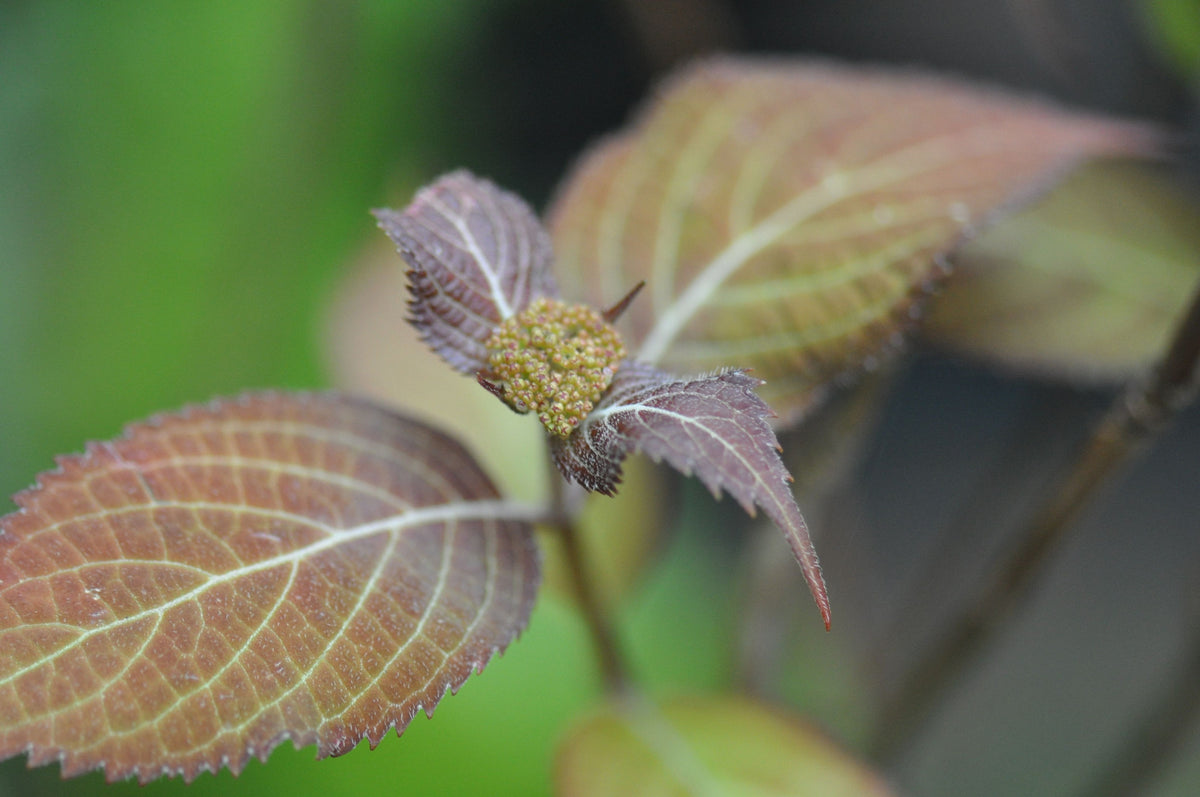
left=485, top=297, right=625, bottom=437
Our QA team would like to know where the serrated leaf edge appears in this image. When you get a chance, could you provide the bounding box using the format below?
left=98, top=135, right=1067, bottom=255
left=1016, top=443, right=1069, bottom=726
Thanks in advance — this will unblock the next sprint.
left=0, top=391, right=545, bottom=782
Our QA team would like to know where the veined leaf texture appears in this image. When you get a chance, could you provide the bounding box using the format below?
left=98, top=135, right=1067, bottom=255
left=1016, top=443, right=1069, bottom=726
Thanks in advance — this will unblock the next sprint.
left=374, top=171, right=560, bottom=375
left=552, top=362, right=829, bottom=629
left=549, top=58, right=1159, bottom=423
left=0, top=393, right=539, bottom=782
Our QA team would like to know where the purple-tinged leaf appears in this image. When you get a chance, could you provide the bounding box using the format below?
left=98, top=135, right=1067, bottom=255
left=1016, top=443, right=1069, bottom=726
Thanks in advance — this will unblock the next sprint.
left=548, top=58, right=1161, bottom=424
left=0, top=392, right=540, bottom=783
left=374, top=170, right=559, bottom=374
left=552, top=362, right=829, bottom=628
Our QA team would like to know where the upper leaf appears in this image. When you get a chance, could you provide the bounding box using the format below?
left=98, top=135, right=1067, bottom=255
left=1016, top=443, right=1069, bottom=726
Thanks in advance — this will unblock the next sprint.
left=555, top=694, right=895, bottom=796
left=548, top=58, right=1160, bottom=424
left=374, top=170, right=559, bottom=374
left=0, top=392, right=540, bottom=783
left=552, top=361, right=829, bottom=628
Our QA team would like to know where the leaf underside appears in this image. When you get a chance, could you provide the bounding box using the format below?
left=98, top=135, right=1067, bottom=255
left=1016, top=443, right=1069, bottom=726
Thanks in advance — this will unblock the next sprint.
left=0, top=392, right=539, bottom=783
left=548, top=57, right=1160, bottom=425
left=555, top=694, right=895, bottom=797
left=374, top=170, right=559, bottom=374
left=552, top=362, right=829, bottom=628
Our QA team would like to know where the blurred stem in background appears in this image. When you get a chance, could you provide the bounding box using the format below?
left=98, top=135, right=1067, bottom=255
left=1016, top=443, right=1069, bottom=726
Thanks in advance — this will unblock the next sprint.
left=872, top=280, right=1200, bottom=766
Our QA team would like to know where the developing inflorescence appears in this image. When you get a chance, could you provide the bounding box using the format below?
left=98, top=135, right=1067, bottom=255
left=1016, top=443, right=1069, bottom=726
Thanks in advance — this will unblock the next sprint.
left=485, top=297, right=625, bottom=437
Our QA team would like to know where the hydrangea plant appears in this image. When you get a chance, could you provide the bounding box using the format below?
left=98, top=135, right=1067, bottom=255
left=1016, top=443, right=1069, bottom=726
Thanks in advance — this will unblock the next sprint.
left=0, top=58, right=1167, bottom=790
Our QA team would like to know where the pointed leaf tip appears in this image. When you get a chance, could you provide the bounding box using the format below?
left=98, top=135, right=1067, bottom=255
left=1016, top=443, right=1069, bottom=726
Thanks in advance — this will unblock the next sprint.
left=376, top=170, right=560, bottom=374
left=553, top=362, right=829, bottom=627
left=0, top=392, right=540, bottom=783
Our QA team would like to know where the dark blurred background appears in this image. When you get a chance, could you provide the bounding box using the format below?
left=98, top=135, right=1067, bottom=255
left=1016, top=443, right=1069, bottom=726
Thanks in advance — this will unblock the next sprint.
left=1, top=1, right=1197, bottom=795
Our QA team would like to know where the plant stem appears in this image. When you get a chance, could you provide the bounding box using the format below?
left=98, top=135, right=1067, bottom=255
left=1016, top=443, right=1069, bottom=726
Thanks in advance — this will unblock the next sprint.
left=871, top=280, right=1200, bottom=763
left=545, top=453, right=632, bottom=693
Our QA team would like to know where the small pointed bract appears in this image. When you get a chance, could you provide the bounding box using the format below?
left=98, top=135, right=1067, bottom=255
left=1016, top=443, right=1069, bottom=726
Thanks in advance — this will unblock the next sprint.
left=552, top=361, right=830, bottom=628
left=374, top=170, right=559, bottom=374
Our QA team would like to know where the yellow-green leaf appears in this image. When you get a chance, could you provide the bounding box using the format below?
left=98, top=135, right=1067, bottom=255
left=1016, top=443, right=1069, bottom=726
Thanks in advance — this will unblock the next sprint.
left=554, top=694, right=894, bottom=797
left=924, top=160, right=1200, bottom=380
left=548, top=58, right=1159, bottom=424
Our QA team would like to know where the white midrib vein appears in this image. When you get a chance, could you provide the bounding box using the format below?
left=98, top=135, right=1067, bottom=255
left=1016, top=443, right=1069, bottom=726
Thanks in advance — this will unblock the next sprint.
left=159, top=512, right=467, bottom=761
left=623, top=696, right=725, bottom=797
left=649, top=97, right=749, bottom=317
left=592, top=395, right=813, bottom=568
left=590, top=400, right=769, bottom=507
left=635, top=125, right=1016, bottom=365
left=428, top=194, right=515, bottom=320
left=0, top=499, right=539, bottom=690
left=638, top=172, right=859, bottom=364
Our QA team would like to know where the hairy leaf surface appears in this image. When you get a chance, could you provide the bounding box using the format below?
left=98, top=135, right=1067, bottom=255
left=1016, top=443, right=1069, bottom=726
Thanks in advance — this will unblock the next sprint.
left=555, top=694, right=894, bottom=796
left=0, top=393, right=539, bottom=783
left=925, top=160, right=1200, bottom=379
left=552, top=362, right=828, bottom=628
left=374, top=170, right=558, bottom=374
left=549, top=58, right=1160, bottom=424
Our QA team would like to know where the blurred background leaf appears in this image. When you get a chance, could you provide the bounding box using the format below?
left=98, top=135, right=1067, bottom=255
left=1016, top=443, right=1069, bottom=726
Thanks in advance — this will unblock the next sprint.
left=1142, top=0, right=1200, bottom=81
left=924, top=159, right=1200, bottom=380
left=554, top=693, right=895, bottom=796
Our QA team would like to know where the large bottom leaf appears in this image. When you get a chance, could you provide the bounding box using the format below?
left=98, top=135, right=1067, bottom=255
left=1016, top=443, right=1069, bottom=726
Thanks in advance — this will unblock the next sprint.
left=0, top=392, right=540, bottom=783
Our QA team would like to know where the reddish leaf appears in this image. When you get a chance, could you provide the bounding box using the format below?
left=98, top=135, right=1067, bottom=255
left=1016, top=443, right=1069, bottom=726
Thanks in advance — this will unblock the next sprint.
left=552, top=362, right=829, bottom=628
left=374, top=170, right=559, bottom=374
left=0, top=393, right=540, bottom=783
left=548, top=58, right=1160, bottom=424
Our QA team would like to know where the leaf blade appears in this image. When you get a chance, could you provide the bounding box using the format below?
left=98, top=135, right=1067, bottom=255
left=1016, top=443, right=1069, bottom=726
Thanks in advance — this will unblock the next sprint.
left=555, top=694, right=895, bottom=797
left=0, top=392, right=540, bottom=783
left=924, top=160, right=1200, bottom=379
left=552, top=362, right=829, bottom=628
left=549, top=58, right=1160, bottom=424
left=374, top=170, right=559, bottom=374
